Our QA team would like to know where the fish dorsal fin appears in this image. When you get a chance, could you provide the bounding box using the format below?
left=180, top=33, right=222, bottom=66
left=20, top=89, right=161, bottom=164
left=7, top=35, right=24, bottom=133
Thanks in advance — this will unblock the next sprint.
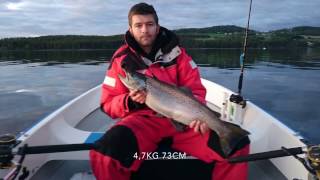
left=179, top=86, right=193, bottom=95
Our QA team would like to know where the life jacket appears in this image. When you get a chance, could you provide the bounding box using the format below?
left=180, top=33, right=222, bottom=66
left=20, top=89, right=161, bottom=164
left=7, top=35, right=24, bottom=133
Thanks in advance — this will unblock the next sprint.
left=101, top=26, right=206, bottom=125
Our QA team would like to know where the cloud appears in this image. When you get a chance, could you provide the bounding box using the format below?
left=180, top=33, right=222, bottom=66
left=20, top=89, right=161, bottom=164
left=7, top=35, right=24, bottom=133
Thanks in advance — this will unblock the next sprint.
left=0, top=0, right=319, bottom=38
left=6, top=2, right=25, bottom=10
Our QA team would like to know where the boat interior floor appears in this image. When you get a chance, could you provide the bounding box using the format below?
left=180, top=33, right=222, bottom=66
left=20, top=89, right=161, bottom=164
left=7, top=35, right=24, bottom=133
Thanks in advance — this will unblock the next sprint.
left=32, top=107, right=287, bottom=180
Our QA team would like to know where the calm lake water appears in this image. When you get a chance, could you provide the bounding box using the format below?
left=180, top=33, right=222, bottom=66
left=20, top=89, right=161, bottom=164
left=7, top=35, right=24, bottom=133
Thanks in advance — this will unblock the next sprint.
left=0, top=48, right=319, bottom=144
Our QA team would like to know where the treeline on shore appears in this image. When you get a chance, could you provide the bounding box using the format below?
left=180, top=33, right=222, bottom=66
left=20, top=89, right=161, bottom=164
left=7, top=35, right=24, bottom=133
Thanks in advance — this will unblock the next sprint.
left=1, top=25, right=319, bottom=50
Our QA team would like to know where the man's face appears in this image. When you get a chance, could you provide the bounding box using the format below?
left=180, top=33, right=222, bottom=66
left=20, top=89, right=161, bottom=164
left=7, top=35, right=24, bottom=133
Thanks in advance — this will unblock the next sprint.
left=129, top=14, right=160, bottom=49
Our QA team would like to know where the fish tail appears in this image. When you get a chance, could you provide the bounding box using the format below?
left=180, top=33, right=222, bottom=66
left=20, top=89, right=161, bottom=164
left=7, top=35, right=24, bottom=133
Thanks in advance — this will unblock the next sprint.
left=219, top=122, right=250, bottom=156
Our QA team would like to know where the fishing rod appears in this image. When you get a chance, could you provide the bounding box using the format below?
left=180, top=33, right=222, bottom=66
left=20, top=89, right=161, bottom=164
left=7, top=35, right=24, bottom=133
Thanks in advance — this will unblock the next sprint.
left=228, top=145, right=320, bottom=179
left=1, top=134, right=320, bottom=179
left=229, top=0, right=253, bottom=107
left=0, top=134, right=96, bottom=180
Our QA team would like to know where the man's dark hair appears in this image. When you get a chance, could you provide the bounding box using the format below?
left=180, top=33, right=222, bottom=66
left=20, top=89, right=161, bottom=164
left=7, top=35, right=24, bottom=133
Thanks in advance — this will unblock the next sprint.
left=128, top=3, right=158, bottom=27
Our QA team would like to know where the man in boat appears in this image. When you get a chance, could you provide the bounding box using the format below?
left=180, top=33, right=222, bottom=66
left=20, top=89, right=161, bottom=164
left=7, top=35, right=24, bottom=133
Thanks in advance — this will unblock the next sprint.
left=90, top=3, right=250, bottom=180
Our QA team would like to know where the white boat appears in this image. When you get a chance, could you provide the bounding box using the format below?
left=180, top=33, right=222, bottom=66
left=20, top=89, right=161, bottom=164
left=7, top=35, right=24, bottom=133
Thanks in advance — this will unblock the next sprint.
left=0, top=79, right=309, bottom=180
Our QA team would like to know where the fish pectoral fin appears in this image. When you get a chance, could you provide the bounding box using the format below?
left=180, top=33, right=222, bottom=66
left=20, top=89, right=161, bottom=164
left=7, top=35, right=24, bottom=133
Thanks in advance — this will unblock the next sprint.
left=170, top=119, right=187, bottom=132
left=213, top=111, right=221, bottom=118
left=179, top=86, right=193, bottom=96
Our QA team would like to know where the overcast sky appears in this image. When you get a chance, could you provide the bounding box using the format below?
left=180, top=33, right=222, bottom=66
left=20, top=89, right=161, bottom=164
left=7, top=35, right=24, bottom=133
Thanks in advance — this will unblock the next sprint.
left=0, top=0, right=319, bottom=38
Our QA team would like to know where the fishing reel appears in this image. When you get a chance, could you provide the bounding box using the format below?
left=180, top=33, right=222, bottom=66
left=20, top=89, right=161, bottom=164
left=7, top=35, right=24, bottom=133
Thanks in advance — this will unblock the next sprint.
left=229, top=94, right=246, bottom=108
left=284, top=144, right=320, bottom=180
left=0, top=134, right=17, bottom=169
left=0, top=134, right=30, bottom=180
left=307, top=145, right=320, bottom=180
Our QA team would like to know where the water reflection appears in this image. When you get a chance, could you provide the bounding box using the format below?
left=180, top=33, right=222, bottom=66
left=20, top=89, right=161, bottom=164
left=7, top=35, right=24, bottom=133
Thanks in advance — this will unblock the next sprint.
left=0, top=49, right=114, bottom=65
left=0, top=63, right=107, bottom=135
left=0, top=48, right=319, bottom=143
left=1, top=48, right=319, bottom=68
left=188, top=48, right=320, bottom=69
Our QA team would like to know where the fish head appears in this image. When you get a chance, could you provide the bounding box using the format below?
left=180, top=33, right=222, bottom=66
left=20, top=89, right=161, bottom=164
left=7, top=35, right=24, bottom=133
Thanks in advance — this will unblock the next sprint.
left=118, top=68, right=146, bottom=91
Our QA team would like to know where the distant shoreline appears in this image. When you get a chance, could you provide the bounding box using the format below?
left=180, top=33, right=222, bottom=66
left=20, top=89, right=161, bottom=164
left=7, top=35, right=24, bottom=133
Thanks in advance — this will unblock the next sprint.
left=1, top=25, right=319, bottom=50
left=0, top=47, right=317, bottom=52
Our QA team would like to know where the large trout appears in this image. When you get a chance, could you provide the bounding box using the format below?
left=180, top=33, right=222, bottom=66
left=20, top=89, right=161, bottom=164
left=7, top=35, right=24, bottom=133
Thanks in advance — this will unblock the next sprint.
left=118, top=69, right=250, bottom=156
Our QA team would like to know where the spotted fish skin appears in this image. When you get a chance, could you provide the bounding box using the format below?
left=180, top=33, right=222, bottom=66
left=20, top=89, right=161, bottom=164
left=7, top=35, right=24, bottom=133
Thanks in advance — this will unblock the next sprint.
left=118, top=69, right=250, bottom=156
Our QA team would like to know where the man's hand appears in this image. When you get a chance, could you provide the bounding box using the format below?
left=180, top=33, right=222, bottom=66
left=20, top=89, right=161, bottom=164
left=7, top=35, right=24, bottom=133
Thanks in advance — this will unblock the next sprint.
left=189, top=120, right=209, bottom=135
left=129, top=89, right=146, bottom=104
